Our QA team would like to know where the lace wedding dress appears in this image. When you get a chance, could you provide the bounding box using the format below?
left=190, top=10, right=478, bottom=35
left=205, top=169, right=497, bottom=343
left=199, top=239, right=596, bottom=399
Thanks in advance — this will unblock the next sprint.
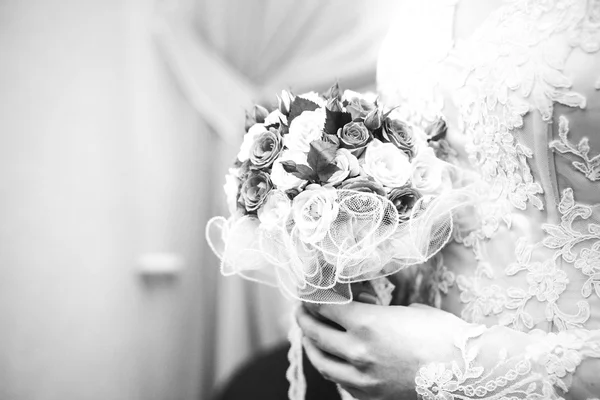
left=377, top=0, right=600, bottom=398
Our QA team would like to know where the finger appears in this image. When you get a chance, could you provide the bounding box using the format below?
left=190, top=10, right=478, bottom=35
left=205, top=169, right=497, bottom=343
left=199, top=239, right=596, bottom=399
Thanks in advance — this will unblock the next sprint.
left=311, top=301, right=379, bottom=331
left=303, top=337, right=364, bottom=387
left=296, top=306, right=352, bottom=360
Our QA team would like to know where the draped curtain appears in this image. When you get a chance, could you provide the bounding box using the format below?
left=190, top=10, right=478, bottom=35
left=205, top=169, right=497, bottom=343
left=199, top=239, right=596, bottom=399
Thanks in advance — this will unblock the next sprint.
left=148, top=0, right=399, bottom=396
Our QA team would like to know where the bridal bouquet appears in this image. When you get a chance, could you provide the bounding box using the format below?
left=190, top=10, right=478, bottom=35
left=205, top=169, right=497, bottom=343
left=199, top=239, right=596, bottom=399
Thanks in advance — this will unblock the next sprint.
left=206, top=83, right=466, bottom=305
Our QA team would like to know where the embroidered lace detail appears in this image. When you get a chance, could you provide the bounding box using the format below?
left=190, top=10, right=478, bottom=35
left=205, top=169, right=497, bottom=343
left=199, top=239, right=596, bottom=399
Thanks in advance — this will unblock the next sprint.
left=415, top=326, right=600, bottom=400
left=550, top=116, right=600, bottom=181
left=542, top=188, right=600, bottom=302
left=455, top=188, right=600, bottom=330
left=457, top=264, right=507, bottom=324
left=464, top=113, right=544, bottom=211
left=452, top=0, right=600, bottom=216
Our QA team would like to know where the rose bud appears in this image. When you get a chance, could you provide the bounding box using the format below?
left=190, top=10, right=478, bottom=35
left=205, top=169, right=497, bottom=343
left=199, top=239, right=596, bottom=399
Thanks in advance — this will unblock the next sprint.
left=387, top=187, right=422, bottom=221
left=425, top=117, right=448, bottom=142
left=323, top=82, right=341, bottom=100
left=337, top=121, right=372, bottom=152
left=277, top=90, right=294, bottom=116
left=240, top=170, right=273, bottom=212
left=382, top=118, right=415, bottom=158
left=250, top=128, right=283, bottom=168
left=339, top=176, right=386, bottom=197
left=364, top=107, right=383, bottom=131
left=244, top=105, right=269, bottom=131
left=326, top=97, right=343, bottom=112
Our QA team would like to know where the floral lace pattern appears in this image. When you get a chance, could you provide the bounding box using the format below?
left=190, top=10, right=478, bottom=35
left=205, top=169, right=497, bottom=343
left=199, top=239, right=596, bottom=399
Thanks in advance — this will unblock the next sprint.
left=415, top=326, right=600, bottom=400
left=377, top=0, right=600, bottom=397
left=542, top=188, right=600, bottom=302
left=550, top=116, right=600, bottom=181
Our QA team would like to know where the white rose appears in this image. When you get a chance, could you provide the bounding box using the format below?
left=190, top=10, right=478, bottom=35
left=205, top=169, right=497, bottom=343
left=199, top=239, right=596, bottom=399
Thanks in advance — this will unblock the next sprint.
left=284, top=109, right=325, bottom=152
left=223, top=167, right=241, bottom=215
left=258, top=190, right=292, bottom=230
left=326, top=148, right=360, bottom=186
left=298, top=91, right=325, bottom=107
left=270, top=150, right=309, bottom=191
left=264, top=109, right=287, bottom=126
left=292, top=186, right=339, bottom=244
left=411, top=147, right=451, bottom=195
left=362, top=139, right=411, bottom=188
left=238, top=123, right=267, bottom=162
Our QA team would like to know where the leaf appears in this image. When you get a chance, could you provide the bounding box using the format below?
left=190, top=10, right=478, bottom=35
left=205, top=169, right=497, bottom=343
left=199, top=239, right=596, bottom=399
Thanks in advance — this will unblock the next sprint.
left=549, top=140, right=570, bottom=154
left=558, top=188, right=575, bottom=214
left=324, top=107, right=352, bottom=135
left=588, top=223, right=600, bottom=235
left=280, top=160, right=316, bottom=181
left=505, top=298, right=523, bottom=310
left=578, top=137, right=590, bottom=155
left=526, top=382, right=537, bottom=393
left=323, top=134, right=341, bottom=147
left=505, top=262, right=525, bottom=276
left=507, top=287, right=527, bottom=299
left=582, top=279, right=592, bottom=298
left=520, top=312, right=534, bottom=329
left=541, top=67, right=572, bottom=88
left=558, top=115, right=570, bottom=137
left=594, top=282, right=600, bottom=298
left=318, top=163, right=341, bottom=183
left=307, top=140, right=338, bottom=172
left=463, top=366, right=484, bottom=379
left=541, top=224, right=571, bottom=248
left=572, top=161, right=589, bottom=175
left=287, top=97, right=320, bottom=125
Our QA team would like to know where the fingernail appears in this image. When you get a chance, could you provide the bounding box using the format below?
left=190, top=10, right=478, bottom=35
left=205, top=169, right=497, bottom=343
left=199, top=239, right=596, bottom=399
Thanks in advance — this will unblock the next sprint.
left=356, top=292, right=378, bottom=304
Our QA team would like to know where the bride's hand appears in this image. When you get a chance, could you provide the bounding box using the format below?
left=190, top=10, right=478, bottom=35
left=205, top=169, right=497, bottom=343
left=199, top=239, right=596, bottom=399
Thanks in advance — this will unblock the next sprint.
left=296, top=302, right=469, bottom=400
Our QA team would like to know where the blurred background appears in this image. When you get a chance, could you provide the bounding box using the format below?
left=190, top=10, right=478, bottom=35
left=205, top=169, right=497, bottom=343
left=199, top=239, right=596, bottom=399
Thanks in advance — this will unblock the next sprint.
left=0, top=0, right=397, bottom=399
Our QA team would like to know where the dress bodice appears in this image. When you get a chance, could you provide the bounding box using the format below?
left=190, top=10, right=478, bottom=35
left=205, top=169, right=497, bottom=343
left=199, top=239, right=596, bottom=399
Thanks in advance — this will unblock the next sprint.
left=377, top=0, right=600, bottom=334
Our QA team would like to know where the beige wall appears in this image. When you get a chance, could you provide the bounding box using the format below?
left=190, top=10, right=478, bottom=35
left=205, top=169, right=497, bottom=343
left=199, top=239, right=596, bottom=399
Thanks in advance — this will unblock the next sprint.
left=0, top=1, right=211, bottom=399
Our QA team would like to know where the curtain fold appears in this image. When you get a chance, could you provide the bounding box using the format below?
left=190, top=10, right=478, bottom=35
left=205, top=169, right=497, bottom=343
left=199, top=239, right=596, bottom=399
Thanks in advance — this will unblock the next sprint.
left=150, top=0, right=399, bottom=394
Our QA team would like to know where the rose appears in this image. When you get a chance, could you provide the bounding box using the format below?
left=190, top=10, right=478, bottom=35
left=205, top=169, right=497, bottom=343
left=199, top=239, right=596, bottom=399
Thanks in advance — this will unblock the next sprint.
left=362, top=139, right=411, bottom=188
left=387, top=186, right=422, bottom=221
left=382, top=118, right=415, bottom=158
left=250, top=128, right=283, bottom=168
left=238, top=123, right=267, bottom=162
left=339, top=176, right=386, bottom=197
left=342, top=90, right=377, bottom=120
left=258, top=189, right=292, bottom=230
left=270, top=150, right=309, bottom=191
left=337, top=121, right=371, bottom=151
left=326, top=148, right=360, bottom=186
left=292, top=186, right=339, bottom=244
left=223, top=167, right=241, bottom=215
left=284, top=109, right=325, bottom=152
left=240, top=171, right=273, bottom=212
left=411, top=147, right=452, bottom=195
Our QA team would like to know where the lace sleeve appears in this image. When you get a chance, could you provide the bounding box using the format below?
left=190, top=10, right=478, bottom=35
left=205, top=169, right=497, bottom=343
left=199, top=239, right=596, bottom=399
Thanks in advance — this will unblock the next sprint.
left=415, top=325, right=600, bottom=400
